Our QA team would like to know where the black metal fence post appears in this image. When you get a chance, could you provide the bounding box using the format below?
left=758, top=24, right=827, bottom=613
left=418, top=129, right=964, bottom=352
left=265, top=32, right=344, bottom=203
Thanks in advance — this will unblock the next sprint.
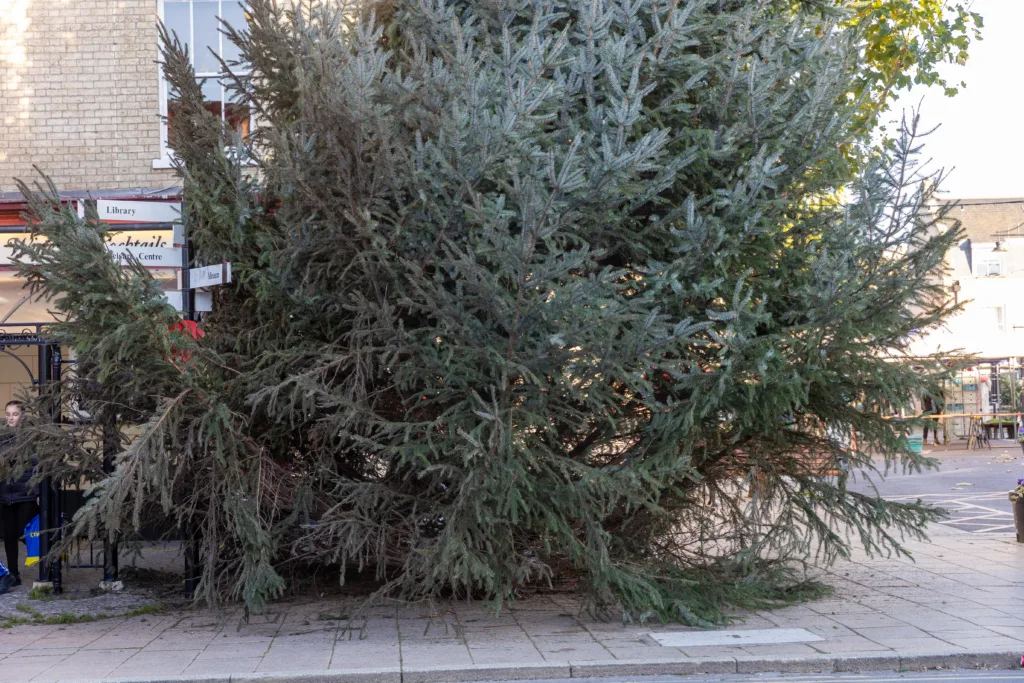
left=37, top=342, right=50, bottom=586
left=37, top=476, right=50, bottom=585
left=183, top=526, right=200, bottom=599
left=101, top=421, right=119, bottom=585
left=180, top=195, right=200, bottom=599
left=36, top=342, right=63, bottom=593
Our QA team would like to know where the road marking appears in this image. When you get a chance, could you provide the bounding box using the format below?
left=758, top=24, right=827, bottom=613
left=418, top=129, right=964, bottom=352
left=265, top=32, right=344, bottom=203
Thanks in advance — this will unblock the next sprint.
left=886, top=492, right=1014, bottom=534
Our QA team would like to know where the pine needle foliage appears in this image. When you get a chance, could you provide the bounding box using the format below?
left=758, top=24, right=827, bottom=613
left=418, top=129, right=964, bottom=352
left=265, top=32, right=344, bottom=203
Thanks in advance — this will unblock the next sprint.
left=12, top=0, right=965, bottom=623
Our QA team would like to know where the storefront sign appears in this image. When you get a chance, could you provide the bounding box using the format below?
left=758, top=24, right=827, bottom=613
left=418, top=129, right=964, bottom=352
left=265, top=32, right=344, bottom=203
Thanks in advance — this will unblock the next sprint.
left=109, top=234, right=171, bottom=248
left=97, top=200, right=181, bottom=225
left=0, top=231, right=178, bottom=267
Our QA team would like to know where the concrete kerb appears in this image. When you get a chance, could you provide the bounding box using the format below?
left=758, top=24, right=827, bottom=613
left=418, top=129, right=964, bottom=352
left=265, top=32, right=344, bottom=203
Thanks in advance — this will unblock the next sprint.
left=898, top=650, right=1023, bottom=671
left=568, top=657, right=736, bottom=678
left=402, top=663, right=572, bottom=683
left=35, top=671, right=403, bottom=683
left=734, top=655, right=834, bottom=674
left=833, top=654, right=902, bottom=672
left=30, top=651, right=1024, bottom=683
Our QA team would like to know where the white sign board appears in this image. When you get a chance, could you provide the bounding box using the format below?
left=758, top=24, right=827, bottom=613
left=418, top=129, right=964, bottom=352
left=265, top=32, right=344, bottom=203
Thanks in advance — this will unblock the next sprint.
left=163, top=290, right=213, bottom=312
left=97, top=200, right=181, bottom=224
left=107, top=246, right=183, bottom=268
left=189, top=263, right=231, bottom=289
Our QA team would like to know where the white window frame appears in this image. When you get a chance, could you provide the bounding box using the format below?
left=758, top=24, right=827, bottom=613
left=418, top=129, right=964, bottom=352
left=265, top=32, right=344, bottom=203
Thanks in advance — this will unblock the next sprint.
left=977, top=256, right=1002, bottom=277
left=987, top=305, right=1007, bottom=333
left=154, top=0, right=251, bottom=169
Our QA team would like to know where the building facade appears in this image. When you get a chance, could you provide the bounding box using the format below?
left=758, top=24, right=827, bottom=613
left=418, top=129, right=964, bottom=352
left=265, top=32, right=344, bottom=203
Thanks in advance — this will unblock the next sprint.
left=1, top=0, right=246, bottom=404
left=2, top=0, right=247, bottom=193
left=911, top=198, right=1024, bottom=432
left=1, top=1, right=177, bottom=193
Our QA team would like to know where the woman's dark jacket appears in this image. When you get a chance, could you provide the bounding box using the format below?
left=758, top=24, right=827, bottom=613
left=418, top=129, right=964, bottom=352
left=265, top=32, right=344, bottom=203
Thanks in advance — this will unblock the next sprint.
left=0, top=433, right=37, bottom=505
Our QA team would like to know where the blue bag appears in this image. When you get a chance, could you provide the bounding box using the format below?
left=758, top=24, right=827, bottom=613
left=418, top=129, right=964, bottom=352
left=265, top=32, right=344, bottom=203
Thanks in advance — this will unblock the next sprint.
left=24, top=515, right=40, bottom=567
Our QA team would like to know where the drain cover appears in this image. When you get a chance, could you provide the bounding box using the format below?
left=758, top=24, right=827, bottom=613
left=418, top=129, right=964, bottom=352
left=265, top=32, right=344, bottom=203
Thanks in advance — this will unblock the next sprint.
left=650, top=628, right=822, bottom=647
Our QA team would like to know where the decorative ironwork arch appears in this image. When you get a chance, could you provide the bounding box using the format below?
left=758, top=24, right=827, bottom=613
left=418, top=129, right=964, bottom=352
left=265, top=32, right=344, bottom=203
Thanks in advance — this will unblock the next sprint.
left=0, top=345, right=35, bottom=385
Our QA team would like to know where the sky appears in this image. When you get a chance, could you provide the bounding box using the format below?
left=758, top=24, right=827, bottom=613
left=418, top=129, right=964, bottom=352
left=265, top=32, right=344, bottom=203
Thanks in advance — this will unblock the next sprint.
left=885, top=0, right=1024, bottom=199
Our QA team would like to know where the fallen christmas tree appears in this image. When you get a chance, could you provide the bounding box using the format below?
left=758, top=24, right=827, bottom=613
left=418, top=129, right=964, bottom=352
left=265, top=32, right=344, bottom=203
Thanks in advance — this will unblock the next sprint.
left=9, top=0, right=969, bottom=622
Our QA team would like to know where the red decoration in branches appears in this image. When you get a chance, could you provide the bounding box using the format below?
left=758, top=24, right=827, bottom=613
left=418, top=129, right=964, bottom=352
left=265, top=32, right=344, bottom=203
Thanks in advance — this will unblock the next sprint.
left=169, top=319, right=204, bottom=364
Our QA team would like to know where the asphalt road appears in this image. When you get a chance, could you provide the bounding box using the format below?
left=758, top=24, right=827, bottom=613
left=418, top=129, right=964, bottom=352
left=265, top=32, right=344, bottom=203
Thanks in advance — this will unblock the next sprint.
left=848, top=439, right=1024, bottom=534
left=476, top=671, right=1024, bottom=683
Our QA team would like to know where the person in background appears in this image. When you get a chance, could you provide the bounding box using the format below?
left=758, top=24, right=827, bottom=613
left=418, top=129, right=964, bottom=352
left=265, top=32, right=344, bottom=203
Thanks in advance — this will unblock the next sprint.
left=0, top=400, right=37, bottom=587
left=922, top=394, right=944, bottom=447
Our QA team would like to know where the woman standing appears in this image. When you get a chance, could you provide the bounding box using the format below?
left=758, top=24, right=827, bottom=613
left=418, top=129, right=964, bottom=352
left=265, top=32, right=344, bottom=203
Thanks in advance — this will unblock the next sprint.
left=0, top=400, right=37, bottom=587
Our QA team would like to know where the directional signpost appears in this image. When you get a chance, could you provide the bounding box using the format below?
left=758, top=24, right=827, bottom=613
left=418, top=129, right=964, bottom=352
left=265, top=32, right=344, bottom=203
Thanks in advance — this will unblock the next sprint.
left=178, top=263, right=232, bottom=290
left=68, top=199, right=235, bottom=316
left=167, top=263, right=231, bottom=313
left=60, top=199, right=236, bottom=318
left=69, top=199, right=193, bottom=592
left=50, top=198, right=236, bottom=594
left=85, top=198, right=235, bottom=596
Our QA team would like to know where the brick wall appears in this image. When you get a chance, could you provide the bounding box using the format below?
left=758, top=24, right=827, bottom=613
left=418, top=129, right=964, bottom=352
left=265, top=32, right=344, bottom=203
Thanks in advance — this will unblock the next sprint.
left=0, top=0, right=177, bottom=193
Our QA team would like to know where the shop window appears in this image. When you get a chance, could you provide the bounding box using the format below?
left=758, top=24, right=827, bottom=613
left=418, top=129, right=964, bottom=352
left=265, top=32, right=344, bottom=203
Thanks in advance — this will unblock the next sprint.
left=157, top=1, right=250, bottom=166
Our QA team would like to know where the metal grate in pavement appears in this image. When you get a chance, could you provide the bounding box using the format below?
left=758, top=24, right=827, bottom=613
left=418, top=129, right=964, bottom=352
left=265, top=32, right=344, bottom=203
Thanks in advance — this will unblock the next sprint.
left=650, top=627, right=822, bottom=647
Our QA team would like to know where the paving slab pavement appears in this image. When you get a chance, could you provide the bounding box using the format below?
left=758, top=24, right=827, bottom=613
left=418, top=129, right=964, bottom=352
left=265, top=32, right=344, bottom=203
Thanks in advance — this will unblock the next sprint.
left=1, top=524, right=1023, bottom=682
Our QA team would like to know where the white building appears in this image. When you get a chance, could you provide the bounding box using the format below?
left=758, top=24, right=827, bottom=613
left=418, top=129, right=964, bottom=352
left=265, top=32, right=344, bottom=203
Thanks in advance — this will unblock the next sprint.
left=910, top=198, right=1024, bottom=432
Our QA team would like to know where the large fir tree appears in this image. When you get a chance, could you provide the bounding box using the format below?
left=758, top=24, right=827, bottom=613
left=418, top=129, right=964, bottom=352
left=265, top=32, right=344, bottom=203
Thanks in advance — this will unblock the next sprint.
left=11, top=0, right=965, bottom=622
